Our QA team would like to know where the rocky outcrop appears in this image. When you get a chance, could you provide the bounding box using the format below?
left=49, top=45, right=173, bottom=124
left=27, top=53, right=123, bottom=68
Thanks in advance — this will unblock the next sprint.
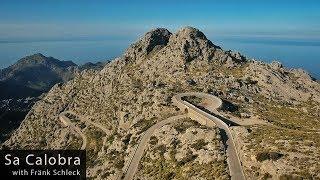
left=246, top=60, right=320, bottom=103
left=125, top=28, right=172, bottom=60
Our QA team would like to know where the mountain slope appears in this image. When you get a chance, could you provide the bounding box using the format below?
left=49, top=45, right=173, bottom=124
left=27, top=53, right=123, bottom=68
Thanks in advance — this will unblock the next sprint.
left=0, top=53, right=77, bottom=99
left=0, top=54, right=109, bottom=143
left=0, top=53, right=78, bottom=142
left=3, top=27, right=320, bottom=179
left=79, top=61, right=109, bottom=71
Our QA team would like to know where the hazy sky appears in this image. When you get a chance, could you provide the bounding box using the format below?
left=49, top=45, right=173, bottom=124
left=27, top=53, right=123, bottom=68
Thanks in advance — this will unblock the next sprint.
left=1, top=0, right=319, bottom=41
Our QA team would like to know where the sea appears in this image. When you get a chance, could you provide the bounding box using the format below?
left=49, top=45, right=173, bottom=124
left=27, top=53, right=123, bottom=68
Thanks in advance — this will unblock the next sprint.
left=0, top=36, right=319, bottom=79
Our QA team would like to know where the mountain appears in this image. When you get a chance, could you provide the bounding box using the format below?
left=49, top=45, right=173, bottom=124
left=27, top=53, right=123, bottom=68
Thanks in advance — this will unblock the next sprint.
left=0, top=53, right=77, bottom=99
left=0, top=54, right=107, bottom=143
left=79, top=61, right=109, bottom=71
left=3, top=27, right=320, bottom=179
left=0, top=53, right=78, bottom=142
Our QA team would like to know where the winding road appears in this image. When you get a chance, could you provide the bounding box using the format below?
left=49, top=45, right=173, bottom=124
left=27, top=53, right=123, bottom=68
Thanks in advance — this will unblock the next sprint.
left=122, top=114, right=187, bottom=180
left=173, top=93, right=245, bottom=180
left=59, top=111, right=87, bottom=150
left=59, top=92, right=245, bottom=180
left=59, top=111, right=111, bottom=151
left=123, top=92, right=245, bottom=180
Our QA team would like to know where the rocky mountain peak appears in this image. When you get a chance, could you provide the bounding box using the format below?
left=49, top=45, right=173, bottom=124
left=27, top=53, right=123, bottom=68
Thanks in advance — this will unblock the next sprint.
left=18, top=53, right=48, bottom=64
left=166, top=27, right=225, bottom=64
left=29, top=53, right=46, bottom=59
left=170, top=27, right=221, bottom=49
left=0, top=54, right=78, bottom=95
left=175, top=26, right=208, bottom=40
left=145, top=28, right=172, bottom=44
left=122, top=27, right=247, bottom=70
left=15, top=53, right=76, bottom=68
left=124, top=28, right=172, bottom=60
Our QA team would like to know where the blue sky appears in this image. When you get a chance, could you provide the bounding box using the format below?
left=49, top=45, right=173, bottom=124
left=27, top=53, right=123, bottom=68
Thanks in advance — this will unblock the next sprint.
left=0, top=0, right=320, bottom=41
left=0, top=0, right=319, bottom=78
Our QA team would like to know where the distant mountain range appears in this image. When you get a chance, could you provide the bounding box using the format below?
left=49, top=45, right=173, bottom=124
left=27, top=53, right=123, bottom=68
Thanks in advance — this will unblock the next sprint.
left=0, top=53, right=108, bottom=100
left=79, top=61, right=106, bottom=71
left=0, top=53, right=107, bottom=142
left=0, top=53, right=77, bottom=99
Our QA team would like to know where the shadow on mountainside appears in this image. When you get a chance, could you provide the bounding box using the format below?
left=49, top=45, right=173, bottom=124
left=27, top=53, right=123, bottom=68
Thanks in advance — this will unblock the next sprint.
left=185, top=101, right=240, bottom=126
left=0, top=109, right=29, bottom=143
left=219, top=129, right=229, bottom=151
left=182, top=99, right=240, bottom=151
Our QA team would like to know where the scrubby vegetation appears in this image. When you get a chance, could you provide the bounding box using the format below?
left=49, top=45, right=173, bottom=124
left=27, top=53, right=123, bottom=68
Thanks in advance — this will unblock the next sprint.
left=85, top=125, right=105, bottom=167
left=182, top=95, right=203, bottom=105
left=136, top=119, right=229, bottom=179
left=133, top=118, right=157, bottom=134
left=191, top=139, right=208, bottom=150
left=240, top=95, right=320, bottom=178
left=256, top=151, right=283, bottom=162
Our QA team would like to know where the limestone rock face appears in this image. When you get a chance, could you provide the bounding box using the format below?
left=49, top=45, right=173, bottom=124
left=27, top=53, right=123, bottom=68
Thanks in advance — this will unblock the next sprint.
left=125, top=28, right=172, bottom=60
left=270, top=61, right=283, bottom=70
left=246, top=60, right=320, bottom=102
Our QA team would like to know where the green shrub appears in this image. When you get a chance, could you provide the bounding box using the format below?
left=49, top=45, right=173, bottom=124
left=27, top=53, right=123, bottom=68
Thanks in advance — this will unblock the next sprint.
left=149, top=136, right=158, bottom=145
left=122, top=133, right=132, bottom=146
left=181, top=96, right=202, bottom=105
left=114, top=159, right=125, bottom=169
left=269, top=152, right=283, bottom=160
left=256, top=152, right=283, bottom=162
left=262, top=173, right=272, bottom=179
left=178, top=150, right=198, bottom=166
left=191, top=139, right=208, bottom=150
left=155, top=144, right=167, bottom=156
